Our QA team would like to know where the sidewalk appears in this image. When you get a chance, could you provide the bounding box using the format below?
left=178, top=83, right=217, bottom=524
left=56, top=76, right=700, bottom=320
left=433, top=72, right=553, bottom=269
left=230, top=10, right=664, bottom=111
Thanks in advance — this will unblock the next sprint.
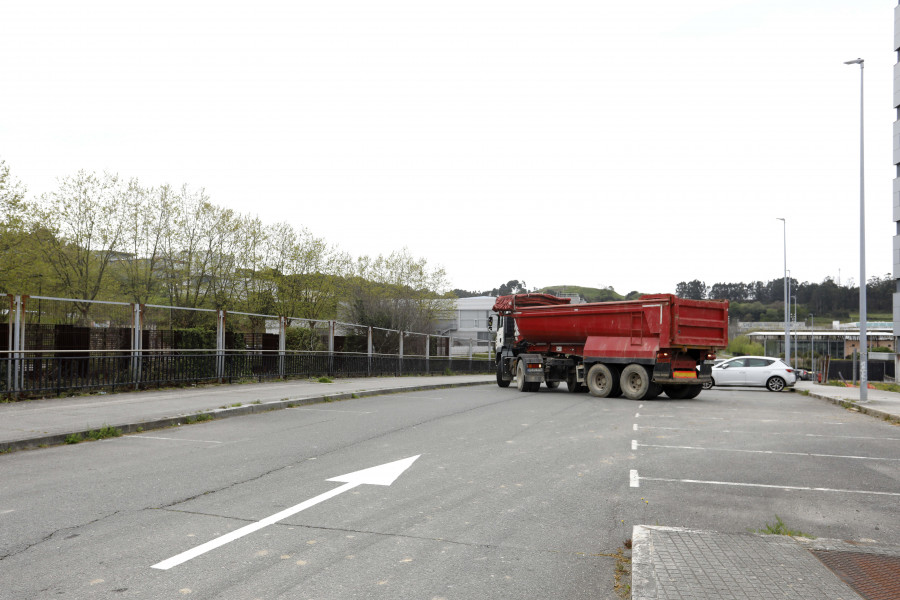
left=793, top=380, right=900, bottom=423
left=632, top=526, right=900, bottom=600
left=0, top=374, right=494, bottom=453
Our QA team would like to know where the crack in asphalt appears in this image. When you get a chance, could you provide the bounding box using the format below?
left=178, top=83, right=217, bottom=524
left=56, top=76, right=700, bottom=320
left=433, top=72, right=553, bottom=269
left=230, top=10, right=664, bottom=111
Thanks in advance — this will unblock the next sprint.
left=154, top=506, right=620, bottom=560
left=0, top=510, right=123, bottom=562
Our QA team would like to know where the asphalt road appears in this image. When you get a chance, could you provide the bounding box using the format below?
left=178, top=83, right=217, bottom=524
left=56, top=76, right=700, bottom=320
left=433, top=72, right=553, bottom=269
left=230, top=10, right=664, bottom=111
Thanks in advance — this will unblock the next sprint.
left=1, top=384, right=898, bottom=599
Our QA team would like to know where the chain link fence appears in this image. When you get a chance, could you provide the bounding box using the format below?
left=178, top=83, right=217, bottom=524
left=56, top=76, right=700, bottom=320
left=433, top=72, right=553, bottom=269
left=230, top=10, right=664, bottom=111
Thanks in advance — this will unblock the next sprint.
left=1, top=294, right=492, bottom=398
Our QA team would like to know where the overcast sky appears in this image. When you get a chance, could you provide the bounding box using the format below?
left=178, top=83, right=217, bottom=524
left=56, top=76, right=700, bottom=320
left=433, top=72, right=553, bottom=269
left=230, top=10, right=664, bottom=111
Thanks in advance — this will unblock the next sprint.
left=1, top=0, right=894, bottom=296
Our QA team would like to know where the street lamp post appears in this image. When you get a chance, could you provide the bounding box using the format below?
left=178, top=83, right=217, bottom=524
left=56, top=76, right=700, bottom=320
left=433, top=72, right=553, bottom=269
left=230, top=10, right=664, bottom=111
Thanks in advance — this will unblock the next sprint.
left=777, top=218, right=789, bottom=366
left=845, top=57, right=867, bottom=400
left=809, top=313, right=815, bottom=377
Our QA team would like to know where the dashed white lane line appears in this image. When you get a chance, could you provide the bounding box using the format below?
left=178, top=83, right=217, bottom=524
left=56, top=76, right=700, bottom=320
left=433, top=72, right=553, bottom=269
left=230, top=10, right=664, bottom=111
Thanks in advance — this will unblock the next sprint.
left=628, top=469, right=900, bottom=496
left=632, top=441, right=900, bottom=462
left=633, top=424, right=900, bottom=441
left=635, top=412, right=640, bottom=418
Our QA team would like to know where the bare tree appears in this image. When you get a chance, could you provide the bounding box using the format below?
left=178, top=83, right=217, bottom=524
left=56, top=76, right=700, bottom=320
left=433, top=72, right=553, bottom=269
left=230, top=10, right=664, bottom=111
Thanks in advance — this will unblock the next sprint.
left=345, top=248, right=449, bottom=333
left=115, top=181, right=172, bottom=304
left=34, top=171, right=128, bottom=310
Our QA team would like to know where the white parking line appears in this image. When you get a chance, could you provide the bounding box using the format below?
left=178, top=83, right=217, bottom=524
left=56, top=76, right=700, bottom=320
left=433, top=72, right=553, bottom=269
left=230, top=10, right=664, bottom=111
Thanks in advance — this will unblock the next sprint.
left=635, top=424, right=900, bottom=442
left=125, top=436, right=222, bottom=444
left=292, top=408, right=373, bottom=414
left=629, top=470, right=900, bottom=496
left=632, top=441, right=900, bottom=462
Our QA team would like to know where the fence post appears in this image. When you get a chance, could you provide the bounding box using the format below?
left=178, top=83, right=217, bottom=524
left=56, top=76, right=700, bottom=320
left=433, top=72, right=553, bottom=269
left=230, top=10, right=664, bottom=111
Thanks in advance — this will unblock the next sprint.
left=328, top=320, right=335, bottom=377
left=367, top=326, right=373, bottom=377
left=468, top=338, right=473, bottom=371
left=399, top=331, right=403, bottom=377
left=131, top=303, right=143, bottom=388
left=9, top=295, right=25, bottom=394
left=425, top=334, right=430, bottom=375
left=217, top=310, right=226, bottom=382
left=278, top=316, right=287, bottom=379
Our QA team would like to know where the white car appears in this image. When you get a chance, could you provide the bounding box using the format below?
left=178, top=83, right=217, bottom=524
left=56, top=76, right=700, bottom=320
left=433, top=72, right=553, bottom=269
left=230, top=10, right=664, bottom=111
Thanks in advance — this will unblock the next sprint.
left=702, top=356, right=796, bottom=392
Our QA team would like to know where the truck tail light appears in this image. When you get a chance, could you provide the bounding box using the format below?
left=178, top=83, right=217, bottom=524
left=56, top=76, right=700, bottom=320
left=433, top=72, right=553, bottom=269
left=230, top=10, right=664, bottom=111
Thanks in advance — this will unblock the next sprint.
left=705, top=352, right=716, bottom=361
left=528, top=363, right=542, bottom=369
left=656, top=351, right=670, bottom=362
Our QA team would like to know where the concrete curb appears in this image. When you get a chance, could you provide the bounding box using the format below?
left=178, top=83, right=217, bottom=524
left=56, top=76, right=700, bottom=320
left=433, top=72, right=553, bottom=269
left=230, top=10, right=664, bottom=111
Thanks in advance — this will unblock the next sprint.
left=801, top=390, right=900, bottom=423
left=0, top=380, right=492, bottom=454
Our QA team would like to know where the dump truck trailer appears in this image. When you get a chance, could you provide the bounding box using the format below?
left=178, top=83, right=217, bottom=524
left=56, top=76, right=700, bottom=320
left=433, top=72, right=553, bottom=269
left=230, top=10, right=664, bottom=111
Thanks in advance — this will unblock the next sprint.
left=491, top=293, right=729, bottom=400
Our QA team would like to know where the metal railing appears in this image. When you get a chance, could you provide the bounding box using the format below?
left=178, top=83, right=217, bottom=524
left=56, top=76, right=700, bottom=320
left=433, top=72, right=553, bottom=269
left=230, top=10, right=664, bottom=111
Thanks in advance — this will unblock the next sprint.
left=2, top=294, right=493, bottom=398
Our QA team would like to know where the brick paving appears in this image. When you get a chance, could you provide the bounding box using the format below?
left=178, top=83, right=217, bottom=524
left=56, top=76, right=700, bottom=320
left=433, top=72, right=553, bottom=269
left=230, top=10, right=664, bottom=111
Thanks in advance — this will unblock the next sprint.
left=632, top=526, right=868, bottom=600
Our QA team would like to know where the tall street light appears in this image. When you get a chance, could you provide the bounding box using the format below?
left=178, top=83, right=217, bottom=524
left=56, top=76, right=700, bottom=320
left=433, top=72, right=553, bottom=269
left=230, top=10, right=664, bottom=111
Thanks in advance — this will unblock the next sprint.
left=777, top=218, right=789, bottom=366
left=845, top=57, right=867, bottom=400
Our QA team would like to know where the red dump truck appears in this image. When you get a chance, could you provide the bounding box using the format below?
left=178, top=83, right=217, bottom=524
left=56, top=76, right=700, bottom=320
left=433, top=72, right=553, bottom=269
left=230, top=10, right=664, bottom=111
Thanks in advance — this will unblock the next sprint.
left=491, top=293, right=729, bottom=400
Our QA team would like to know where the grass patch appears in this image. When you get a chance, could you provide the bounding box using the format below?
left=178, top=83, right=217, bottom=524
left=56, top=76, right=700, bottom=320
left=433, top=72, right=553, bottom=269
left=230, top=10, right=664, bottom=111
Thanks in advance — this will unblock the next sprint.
left=65, top=433, right=84, bottom=444
left=252, top=400, right=262, bottom=405
left=185, top=414, right=214, bottom=424
left=753, top=515, right=814, bottom=538
left=85, top=425, right=123, bottom=441
left=317, top=376, right=333, bottom=383
left=230, top=403, right=242, bottom=407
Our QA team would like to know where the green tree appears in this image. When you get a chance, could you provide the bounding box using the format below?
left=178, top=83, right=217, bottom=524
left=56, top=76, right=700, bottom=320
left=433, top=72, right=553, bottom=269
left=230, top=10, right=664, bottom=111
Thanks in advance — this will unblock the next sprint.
left=727, top=335, right=765, bottom=356
left=0, top=159, right=40, bottom=294
left=676, top=280, right=708, bottom=300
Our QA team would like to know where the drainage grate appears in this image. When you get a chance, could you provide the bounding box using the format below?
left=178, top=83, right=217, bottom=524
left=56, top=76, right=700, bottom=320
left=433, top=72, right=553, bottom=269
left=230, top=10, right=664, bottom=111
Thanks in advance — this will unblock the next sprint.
left=811, top=550, right=900, bottom=600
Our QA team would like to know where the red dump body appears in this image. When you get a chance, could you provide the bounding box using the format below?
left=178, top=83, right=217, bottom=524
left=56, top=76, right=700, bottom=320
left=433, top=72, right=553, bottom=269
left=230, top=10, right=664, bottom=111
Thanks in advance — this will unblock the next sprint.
left=493, top=293, right=728, bottom=361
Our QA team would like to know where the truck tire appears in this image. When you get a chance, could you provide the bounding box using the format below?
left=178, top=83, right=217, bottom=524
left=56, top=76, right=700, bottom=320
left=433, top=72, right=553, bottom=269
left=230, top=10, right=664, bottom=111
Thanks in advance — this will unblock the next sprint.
left=545, top=380, right=560, bottom=389
left=496, top=362, right=510, bottom=388
left=644, top=382, right=663, bottom=400
left=516, top=361, right=539, bottom=392
left=566, top=373, right=586, bottom=393
left=620, top=364, right=651, bottom=400
left=683, top=385, right=702, bottom=399
left=586, top=363, right=619, bottom=398
left=663, top=385, right=691, bottom=399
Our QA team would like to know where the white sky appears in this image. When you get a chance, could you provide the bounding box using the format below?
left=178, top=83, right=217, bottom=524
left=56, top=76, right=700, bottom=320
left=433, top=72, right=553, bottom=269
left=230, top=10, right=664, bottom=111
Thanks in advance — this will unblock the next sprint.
left=1, top=0, right=895, bottom=295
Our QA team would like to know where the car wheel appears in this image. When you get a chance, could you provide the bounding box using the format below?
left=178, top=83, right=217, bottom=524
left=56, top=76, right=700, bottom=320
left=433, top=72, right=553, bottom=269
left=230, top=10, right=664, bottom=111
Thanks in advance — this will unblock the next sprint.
left=701, top=380, right=714, bottom=390
left=766, top=376, right=786, bottom=392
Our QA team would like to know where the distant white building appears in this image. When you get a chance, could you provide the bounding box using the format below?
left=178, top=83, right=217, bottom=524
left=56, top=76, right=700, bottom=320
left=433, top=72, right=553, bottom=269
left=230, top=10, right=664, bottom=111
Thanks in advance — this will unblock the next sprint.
left=435, top=296, right=498, bottom=343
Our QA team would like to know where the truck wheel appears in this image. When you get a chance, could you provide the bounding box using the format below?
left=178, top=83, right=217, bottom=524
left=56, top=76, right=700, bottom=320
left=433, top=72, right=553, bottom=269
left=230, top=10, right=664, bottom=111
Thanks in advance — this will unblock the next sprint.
left=566, top=373, right=586, bottom=393
left=586, top=363, right=618, bottom=398
left=620, top=364, right=650, bottom=400
left=683, top=385, right=702, bottom=399
left=516, top=361, right=528, bottom=391
left=663, top=385, right=691, bottom=399
left=545, top=380, right=559, bottom=389
left=516, top=361, right=540, bottom=392
left=496, top=362, right=510, bottom=388
left=644, top=382, right=663, bottom=400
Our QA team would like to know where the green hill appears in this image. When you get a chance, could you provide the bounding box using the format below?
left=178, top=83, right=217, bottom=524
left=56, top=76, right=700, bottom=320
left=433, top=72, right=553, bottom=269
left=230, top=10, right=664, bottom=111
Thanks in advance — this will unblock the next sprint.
left=539, top=285, right=633, bottom=303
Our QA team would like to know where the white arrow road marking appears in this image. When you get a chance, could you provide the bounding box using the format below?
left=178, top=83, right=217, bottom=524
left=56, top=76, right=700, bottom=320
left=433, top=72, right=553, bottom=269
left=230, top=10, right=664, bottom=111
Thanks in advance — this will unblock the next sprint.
left=152, top=455, right=420, bottom=570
